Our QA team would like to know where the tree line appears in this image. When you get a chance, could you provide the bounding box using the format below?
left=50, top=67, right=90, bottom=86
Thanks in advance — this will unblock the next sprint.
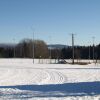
left=0, top=38, right=100, bottom=60
left=0, top=39, right=49, bottom=58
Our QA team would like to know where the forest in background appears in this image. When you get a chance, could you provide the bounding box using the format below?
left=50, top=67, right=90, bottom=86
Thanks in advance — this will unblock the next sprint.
left=0, top=39, right=100, bottom=60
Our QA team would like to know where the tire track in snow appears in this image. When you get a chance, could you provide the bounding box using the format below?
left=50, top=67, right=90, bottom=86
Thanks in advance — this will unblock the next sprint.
left=43, top=69, right=67, bottom=84
left=32, top=69, right=49, bottom=84
left=0, top=67, right=67, bottom=85
left=30, top=69, right=67, bottom=84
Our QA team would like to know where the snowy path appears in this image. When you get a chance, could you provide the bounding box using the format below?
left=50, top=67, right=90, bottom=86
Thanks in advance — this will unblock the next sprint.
left=0, top=59, right=100, bottom=99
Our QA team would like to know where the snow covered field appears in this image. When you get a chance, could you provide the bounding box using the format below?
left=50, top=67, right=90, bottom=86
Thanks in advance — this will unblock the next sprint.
left=0, top=59, right=100, bottom=100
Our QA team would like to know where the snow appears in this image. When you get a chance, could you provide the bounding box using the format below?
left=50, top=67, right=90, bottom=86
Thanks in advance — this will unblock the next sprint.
left=0, top=59, right=100, bottom=99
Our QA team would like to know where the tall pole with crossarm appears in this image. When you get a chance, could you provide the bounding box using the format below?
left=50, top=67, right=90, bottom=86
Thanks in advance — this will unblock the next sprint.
left=89, top=45, right=91, bottom=63
left=33, top=32, right=35, bottom=64
left=92, top=37, right=95, bottom=63
left=13, top=38, right=15, bottom=58
left=72, top=33, right=75, bottom=64
left=49, top=36, right=52, bottom=64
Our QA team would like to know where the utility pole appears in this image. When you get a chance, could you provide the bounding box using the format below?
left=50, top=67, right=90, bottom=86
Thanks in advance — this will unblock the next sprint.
left=92, top=37, right=95, bottom=63
left=13, top=38, right=15, bottom=58
left=71, top=33, right=75, bottom=64
left=88, top=45, right=90, bottom=63
left=49, top=36, right=52, bottom=64
left=33, top=32, right=35, bottom=64
left=50, top=47, right=51, bottom=64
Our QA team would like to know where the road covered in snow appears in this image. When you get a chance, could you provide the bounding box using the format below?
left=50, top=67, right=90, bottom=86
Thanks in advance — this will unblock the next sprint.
left=0, top=59, right=100, bottom=100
